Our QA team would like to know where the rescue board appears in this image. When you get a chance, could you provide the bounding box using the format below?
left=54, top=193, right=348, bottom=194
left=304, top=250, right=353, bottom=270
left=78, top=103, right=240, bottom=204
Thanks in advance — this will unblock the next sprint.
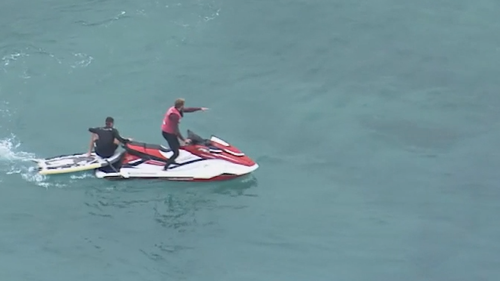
left=34, top=150, right=123, bottom=175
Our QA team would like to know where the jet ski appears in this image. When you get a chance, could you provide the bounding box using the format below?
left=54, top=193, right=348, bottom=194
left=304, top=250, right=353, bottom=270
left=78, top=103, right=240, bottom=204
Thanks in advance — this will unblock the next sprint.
left=94, top=130, right=259, bottom=181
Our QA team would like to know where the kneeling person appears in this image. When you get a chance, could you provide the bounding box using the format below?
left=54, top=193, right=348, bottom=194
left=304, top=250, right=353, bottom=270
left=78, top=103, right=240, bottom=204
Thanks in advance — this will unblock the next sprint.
left=87, top=116, right=131, bottom=158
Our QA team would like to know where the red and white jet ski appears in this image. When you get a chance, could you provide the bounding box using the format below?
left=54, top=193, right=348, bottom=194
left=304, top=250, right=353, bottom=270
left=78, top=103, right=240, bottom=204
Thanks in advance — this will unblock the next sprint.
left=95, top=130, right=259, bottom=181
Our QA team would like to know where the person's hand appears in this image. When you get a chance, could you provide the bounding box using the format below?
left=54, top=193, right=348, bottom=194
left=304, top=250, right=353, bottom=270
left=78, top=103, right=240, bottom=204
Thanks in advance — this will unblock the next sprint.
left=201, top=107, right=209, bottom=111
left=127, top=138, right=133, bottom=141
left=184, top=138, right=191, bottom=145
left=86, top=152, right=92, bottom=157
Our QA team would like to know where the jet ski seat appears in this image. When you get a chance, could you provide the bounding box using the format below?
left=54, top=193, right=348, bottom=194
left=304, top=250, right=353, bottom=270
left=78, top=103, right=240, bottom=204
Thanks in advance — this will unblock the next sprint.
left=126, top=141, right=172, bottom=153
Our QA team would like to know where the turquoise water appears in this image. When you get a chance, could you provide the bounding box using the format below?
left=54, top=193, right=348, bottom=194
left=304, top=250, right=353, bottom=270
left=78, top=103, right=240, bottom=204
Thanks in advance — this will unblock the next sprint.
left=1, top=0, right=500, bottom=280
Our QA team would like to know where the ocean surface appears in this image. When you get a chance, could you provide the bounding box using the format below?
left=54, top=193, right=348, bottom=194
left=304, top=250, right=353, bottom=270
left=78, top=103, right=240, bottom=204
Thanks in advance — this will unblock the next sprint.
left=1, top=0, right=500, bottom=280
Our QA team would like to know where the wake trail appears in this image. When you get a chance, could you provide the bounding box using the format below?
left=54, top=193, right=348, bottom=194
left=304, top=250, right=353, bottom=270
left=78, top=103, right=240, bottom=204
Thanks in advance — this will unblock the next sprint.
left=0, top=134, right=51, bottom=187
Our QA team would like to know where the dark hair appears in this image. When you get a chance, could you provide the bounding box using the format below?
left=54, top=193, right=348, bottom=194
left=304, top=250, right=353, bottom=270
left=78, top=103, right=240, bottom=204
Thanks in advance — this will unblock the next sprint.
left=105, top=117, right=114, bottom=127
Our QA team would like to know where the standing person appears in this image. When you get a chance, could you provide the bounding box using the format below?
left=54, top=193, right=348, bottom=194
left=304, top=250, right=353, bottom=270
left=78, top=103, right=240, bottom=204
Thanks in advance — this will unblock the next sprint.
left=161, top=98, right=208, bottom=170
left=87, top=117, right=132, bottom=158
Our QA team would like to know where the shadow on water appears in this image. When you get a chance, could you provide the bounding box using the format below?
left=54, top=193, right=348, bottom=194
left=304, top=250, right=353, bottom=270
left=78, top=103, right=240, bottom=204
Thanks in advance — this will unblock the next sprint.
left=98, top=173, right=259, bottom=195
left=200, top=174, right=259, bottom=197
left=28, top=175, right=261, bottom=274
left=81, top=174, right=259, bottom=231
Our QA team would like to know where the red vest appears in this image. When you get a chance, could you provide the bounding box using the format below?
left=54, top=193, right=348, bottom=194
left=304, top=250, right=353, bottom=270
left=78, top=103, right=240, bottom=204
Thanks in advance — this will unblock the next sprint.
left=161, top=106, right=182, bottom=133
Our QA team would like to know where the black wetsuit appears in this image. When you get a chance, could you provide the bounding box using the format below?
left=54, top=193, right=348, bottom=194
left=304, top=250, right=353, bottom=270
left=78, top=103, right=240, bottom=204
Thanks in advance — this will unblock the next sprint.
left=162, top=131, right=181, bottom=170
left=88, top=126, right=127, bottom=158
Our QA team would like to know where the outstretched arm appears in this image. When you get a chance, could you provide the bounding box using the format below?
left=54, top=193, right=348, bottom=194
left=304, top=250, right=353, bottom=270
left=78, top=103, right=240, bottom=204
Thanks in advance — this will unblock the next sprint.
left=183, top=107, right=208, bottom=113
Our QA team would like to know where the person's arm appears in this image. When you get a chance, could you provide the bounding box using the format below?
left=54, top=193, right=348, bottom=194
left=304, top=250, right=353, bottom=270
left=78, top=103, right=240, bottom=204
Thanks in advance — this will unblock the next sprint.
left=87, top=133, right=97, bottom=155
left=87, top=128, right=98, bottom=155
left=169, top=113, right=185, bottom=141
left=183, top=107, right=208, bottom=113
left=112, top=128, right=129, bottom=143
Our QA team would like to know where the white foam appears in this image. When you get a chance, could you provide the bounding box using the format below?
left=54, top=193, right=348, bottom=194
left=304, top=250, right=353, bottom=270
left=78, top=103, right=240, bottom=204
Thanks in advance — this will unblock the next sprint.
left=0, top=96, right=58, bottom=187
left=0, top=135, right=35, bottom=162
left=0, top=135, right=53, bottom=188
left=1, top=52, right=29, bottom=67
left=70, top=173, right=95, bottom=180
left=70, top=53, right=94, bottom=68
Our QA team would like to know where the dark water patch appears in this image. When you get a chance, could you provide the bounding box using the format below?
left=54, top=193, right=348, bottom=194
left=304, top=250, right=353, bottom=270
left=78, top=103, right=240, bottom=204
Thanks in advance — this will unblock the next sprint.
left=358, top=115, right=464, bottom=151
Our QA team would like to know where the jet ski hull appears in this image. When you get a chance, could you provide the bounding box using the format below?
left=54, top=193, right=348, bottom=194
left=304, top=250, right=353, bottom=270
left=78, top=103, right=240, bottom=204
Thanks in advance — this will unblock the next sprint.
left=94, top=162, right=258, bottom=181
left=94, top=130, right=259, bottom=181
